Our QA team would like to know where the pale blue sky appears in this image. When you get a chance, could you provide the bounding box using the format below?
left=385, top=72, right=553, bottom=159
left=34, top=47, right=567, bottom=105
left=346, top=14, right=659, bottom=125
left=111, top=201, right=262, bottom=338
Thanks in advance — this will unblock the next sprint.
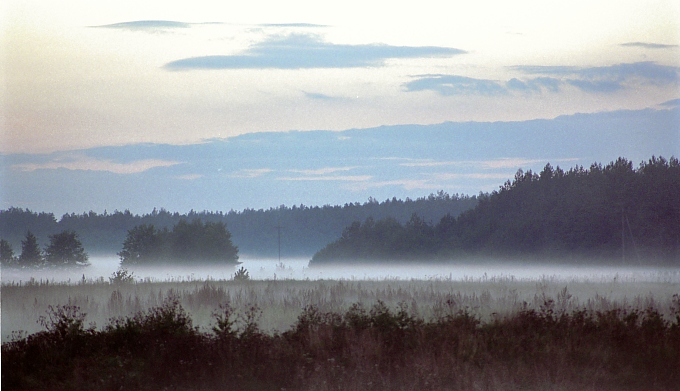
left=1, top=1, right=679, bottom=214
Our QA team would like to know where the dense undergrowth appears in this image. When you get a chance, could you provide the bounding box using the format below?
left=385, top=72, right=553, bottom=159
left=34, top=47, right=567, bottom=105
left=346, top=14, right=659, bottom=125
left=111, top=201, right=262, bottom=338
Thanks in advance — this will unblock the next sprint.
left=3, top=296, right=680, bottom=390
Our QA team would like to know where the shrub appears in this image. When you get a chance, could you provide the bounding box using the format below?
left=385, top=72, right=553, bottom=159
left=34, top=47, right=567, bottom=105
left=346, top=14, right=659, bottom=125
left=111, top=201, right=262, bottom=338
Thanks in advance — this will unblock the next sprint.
left=233, top=266, right=250, bottom=281
left=109, top=268, right=135, bottom=285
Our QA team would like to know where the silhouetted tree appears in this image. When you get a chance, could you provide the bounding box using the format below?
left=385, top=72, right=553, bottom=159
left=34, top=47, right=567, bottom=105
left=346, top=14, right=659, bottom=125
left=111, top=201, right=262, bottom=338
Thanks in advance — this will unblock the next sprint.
left=118, top=225, right=164, bottom=266
left=0, top=239, right=15, bottom=266
left=1, top=192, right=477, bottom=257
left=312, top=156, right=680, bottom=264
left=44, top=230, right=89, bottom=267
left=18, top=231, right=43, bottom=267
left=119, top=220, right=239, bottom=266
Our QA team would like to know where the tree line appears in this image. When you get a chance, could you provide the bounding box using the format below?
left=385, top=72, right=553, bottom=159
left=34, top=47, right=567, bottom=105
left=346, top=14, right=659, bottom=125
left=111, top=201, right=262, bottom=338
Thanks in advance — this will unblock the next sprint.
left=1, top=219, right=240, bottom=268
left=311, top=156, right=680, bottom=265
left=1, top=231, right=89, bottom=268
left=0, top=192, right=477, bottom=258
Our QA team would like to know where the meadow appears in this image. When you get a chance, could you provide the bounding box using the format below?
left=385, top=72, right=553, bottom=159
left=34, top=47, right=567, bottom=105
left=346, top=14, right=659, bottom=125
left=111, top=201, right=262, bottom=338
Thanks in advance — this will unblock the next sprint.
left=2, top=264, right=680, bottom=390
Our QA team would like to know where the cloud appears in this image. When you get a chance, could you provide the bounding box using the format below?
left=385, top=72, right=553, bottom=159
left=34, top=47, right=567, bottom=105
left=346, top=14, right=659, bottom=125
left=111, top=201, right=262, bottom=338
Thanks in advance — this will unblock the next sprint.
left=511, top=62, right=680, bottom=93
left=659, top=98, right=680, bottom=108
left=227, top=168, right=273, bottom=178
left=621, top=42, right=679, bottom=49
left=403, top=74, right=507, bottom=96
left=164, top=34, right=465, bottom=70
left=302, top=91, right=342, bottom=101
left=259, top=23, right=327, bottom=28
left=565, top=79, right=623, bottom=93
left=277, top=175, right=372, bottom=182
left=288, top=166, right=358, bottom=175
left=411, top=62, right=680, bottom=96
left=92, top=20, right=192, bottom=30
left=400, top=158, right=580, bottom=169
left=506, top=77, right=561, bottom=93
left=176, top=174, right=204, bottom=180
left=343, top=179, right=432, bottom=191
left=5, top=106, right=676, bottom=215
left=429, top=173, right=514, bottom=180
left=11, top=154, right=180, bottom=174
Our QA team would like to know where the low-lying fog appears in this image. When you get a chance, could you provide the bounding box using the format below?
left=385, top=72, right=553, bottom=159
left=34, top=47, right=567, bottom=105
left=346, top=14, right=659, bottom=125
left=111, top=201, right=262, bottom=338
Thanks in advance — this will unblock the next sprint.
left=2, top=257, right=679, bottom=284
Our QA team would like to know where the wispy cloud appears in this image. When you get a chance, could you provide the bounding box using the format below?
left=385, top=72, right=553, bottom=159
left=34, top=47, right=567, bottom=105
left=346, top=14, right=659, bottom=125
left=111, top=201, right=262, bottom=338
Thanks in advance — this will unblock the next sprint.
left=176, top=174, right=204, bottom=180
left=659, top=98, right=680, bottom=108
left=511, top=62, right=680, bottom=93
left=288, top=166, right=358, bottom=175
left=506, top=77, right=561, bottom=93
left=11, top=154, right=180, bottom=174
left=259, top=23, right=327, bottom=28
left=278, top=175, right=372, bottom=182
left=92, top=20, right=193, bottom=30
left=227, top=168, right=273, bottom=178
left=621, top=42, right=679, bottom=49
left=400, top=158, right=579, bottom=169
left=407, top=62, right=680, bottom=96
left=164, top=34, right=465, bottom=70
left=403, top=74, right=507, bottom=96
left=429, top=173, right=517, bottom=180
left=343, top=179, right=433, bottom=191
left=302, top=91, right=343, bottom=101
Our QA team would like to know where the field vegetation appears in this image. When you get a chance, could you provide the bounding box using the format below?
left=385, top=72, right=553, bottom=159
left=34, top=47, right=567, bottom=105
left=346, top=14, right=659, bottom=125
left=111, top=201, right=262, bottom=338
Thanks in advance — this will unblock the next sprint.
left=3, top=273, right=680, bottom=390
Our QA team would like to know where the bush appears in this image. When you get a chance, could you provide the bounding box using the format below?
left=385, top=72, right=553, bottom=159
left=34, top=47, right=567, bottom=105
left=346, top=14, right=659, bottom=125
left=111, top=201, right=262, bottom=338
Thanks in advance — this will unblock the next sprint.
left=109, top=268, right=135, bottom=285
left=233, top=266, right=250, bottom=281
left=3, top=301, right=680, bottom=391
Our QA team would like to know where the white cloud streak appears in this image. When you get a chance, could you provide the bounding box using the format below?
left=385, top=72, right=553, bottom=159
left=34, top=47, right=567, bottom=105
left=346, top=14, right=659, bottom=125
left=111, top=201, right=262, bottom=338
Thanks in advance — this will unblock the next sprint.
left=287, top=166, right=358, bottom=175
left=176, top=174, right=204, bottom=180
left=11, top=155, right=181, bottom=174
left=277, top=175, right=372, bottom=182
left=400, top=158, right=580, bottom=169
left=227, top=168, right=273, bottom=178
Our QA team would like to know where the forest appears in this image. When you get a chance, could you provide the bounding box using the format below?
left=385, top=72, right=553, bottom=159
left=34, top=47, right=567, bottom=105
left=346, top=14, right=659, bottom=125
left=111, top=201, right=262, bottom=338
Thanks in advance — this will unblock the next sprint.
left=311, top=156, right=680, bottom=265
left=0, top=192, right=477, bottom=259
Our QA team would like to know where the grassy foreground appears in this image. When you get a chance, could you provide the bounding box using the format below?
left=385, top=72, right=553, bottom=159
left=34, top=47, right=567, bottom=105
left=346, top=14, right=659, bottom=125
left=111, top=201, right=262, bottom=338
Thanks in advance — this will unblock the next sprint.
left=3, top=294, right=680, bottom=391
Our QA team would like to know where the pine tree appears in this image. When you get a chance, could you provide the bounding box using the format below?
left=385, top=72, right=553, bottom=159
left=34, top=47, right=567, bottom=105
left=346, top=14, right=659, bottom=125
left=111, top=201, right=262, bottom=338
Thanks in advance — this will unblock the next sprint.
left=0, top=239, right=16, bottom=265
left=19, top=231, right=43, bottom=267
left=44, top=230, right=89, bottom=267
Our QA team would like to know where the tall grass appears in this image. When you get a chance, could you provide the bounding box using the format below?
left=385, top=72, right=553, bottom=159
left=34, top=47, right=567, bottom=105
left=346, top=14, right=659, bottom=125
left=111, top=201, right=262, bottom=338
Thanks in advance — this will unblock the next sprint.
left=3, top=274, right=679, bottom=342
left=3, top=293, right=680, bottom=390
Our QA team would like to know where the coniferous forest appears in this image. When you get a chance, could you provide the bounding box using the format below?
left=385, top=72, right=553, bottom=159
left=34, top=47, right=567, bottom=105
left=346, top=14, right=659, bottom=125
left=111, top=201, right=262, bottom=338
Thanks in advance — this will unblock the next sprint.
left=312, top=156, right=680, bottom=264
left=2, top=156, right=679, bottom=266
left=0, top=192, right=477, bottom=261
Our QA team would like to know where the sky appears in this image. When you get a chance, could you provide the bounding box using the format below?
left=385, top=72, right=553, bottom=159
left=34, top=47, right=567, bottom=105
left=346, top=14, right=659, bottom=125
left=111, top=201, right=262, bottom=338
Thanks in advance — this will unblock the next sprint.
left=1, top=1, right=679, bottom=215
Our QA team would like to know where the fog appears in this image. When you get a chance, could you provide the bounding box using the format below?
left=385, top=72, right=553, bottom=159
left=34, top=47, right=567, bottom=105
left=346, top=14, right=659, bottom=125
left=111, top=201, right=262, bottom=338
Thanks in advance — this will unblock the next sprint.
left=3, top=257, right=679, bottom=344
left=2, top=257, right=679, bottom=284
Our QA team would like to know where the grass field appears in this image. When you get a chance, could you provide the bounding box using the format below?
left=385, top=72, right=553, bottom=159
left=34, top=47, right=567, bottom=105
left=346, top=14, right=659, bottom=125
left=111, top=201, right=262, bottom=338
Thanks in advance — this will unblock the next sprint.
left=3, top=270, right=679, bottom=341
left=2, top=270, right=680, bottom=390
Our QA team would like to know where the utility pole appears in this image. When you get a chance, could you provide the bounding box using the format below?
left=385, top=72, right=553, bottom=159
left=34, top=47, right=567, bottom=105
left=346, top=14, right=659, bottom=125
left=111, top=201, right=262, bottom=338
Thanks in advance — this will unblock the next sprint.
left=621, top=207, right=625, bottom=263
left=275, top=224, right=282, bottom=263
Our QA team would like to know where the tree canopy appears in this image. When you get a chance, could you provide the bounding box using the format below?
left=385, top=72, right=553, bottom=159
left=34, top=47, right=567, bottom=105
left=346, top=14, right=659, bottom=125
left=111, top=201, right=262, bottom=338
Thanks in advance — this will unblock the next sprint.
left=44, top=230, right=90, bottom=267
left=119, top=219, right=239, bottom=266
left=311, top=156, right=680, bottom=265
left=0, top=239, right=15, bottom=266
left=1, top=192, right=477, bottom=257
left=19, top=231, right=43, bottom=267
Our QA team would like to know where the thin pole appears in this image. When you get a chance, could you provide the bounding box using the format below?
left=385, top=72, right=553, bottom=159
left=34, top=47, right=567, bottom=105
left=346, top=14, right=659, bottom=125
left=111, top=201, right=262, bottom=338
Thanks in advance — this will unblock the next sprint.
left=276, top=225, right=282, bottom=263
left=621, top=207, right=625, bottom=263
left=625, top=214, right=641, bottom=265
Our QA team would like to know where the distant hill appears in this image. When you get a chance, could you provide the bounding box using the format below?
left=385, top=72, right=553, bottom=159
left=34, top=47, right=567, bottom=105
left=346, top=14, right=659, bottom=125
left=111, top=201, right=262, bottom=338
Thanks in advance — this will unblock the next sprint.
left=311, top=156, right=680, bottom=265
left=0, top=192, right=477, bottom=259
